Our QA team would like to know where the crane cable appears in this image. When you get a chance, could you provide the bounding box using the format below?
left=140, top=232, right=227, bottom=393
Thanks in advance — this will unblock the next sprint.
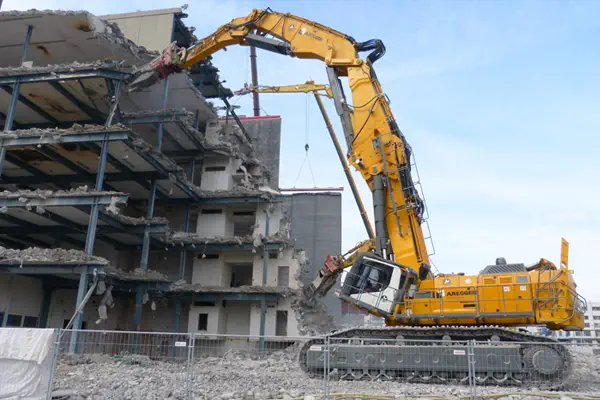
left=293, top=94, right=317, bottom=188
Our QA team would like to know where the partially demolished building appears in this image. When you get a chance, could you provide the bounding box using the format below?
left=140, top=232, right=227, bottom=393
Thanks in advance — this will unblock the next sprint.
left=0, top=8, right=342, bottom=340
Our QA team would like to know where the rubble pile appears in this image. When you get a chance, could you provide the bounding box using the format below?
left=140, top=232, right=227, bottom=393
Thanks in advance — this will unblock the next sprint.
left=290, top=296, right=336, bottom=335
left=52, top=347, right=600, bottom=400
left=0, top=247, right=108, bottom=264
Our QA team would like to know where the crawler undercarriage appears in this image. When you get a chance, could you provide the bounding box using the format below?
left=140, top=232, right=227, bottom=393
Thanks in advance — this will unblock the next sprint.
left=299, top=326, right=571, bottom=389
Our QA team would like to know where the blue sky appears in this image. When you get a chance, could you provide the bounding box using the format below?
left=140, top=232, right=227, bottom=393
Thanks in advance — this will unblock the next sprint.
left=5, top=0, right=600, bottom=300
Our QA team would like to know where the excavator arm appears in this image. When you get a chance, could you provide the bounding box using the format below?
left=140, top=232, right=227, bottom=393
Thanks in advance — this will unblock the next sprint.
left=234, top=81, right=333, bottom=98
left=129, top=8, right=431, bottom=307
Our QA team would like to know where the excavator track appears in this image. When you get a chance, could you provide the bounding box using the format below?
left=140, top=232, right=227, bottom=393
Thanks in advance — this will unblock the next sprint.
left=299, top=326, right=571, bottom=389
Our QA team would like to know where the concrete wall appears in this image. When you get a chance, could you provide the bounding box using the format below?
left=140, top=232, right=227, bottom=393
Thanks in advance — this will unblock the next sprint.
left=101, top=9, right=177, bottom=52
left=249, top=298, right=299, bottom=337
left=251, top=248, right=299, bottom=290
left=188, top=298, right=299, bottom=337
left=0, top=275, right=43, bottom=327
left=192, top=255, right=225, bottom=286
left=253, top=203, right=282, bottom=237
left=224, top=302, right=251, bottom=335
left=199, top=157, right=240, bottom=192
left=282, top=192, right=343, bottom=323
left=47, top=288, right=107, bottom=330
left=239, top=117, right=282, bottom=188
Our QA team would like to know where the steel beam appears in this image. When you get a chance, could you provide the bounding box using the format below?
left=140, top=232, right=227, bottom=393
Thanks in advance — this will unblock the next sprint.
left=86, top=142, right=171, bottom=201
left=139, top=180, right=157, bottom=272
left=0, top=128, right=129, bottom=147
left=181, top=292, right=281, bottom=301
left=3, top=153, right=65, bottom=190
left=0, top=85, right=59, bottom=125
left=19, top=25, right=34, bottom=65
left=35, top=146, right=119, bottom=193
left=196, top=195, right=284, bottom=205
left=72, top=79, right=123, bottom=352
left=120, top=111, right=190, bottom=125
left=0, top=193, right=127, bottom=208
left=173, top=242, right=282, bottom=252
left=0, top=264, right=105, bottom=274
left=0, top=212, right=84, bottom=248
left=0, top=237, right=26, bottom=249
left=0, top=223, right=167, bottom=236
left=39, top=287, right=52, bottom=328
left=9, top=235, right=51, bottom=248
left=131, top=147, right=200, bottom=201
left=0, top=171, right=161, bottom=186
left=155, top=77, right=169, bottom=152
left=49, top=82, right=105, bottom=122
left=178, top=160, right=194, bottom=280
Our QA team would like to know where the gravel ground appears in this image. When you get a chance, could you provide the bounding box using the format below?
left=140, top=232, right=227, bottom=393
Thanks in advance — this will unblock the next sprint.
left=52, top=346, right=600, bottom=400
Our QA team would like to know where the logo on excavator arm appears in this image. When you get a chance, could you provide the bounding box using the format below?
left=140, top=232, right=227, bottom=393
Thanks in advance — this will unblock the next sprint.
left=299, top=27, right=324, bottom=41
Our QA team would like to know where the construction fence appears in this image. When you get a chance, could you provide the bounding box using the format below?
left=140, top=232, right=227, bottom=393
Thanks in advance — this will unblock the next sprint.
left=34, top=329, right=600, bottom=399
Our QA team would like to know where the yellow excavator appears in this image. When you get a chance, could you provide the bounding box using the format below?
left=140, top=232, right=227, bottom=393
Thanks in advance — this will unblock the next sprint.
left=129, top=8, right=585, bottom=387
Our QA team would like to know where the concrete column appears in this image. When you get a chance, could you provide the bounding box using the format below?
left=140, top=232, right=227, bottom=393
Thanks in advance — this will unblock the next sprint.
left=39, top=287, right=52, bottom=328
left=259, top=210, right=270, bottom=352
left=0, top=25, right=33, bottom=177
left=70, top=78, right=123, bottom=352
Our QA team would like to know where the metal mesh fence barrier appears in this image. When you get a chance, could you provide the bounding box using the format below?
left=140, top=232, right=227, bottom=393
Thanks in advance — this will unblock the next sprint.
left=14, top=329, right=599, bottom=400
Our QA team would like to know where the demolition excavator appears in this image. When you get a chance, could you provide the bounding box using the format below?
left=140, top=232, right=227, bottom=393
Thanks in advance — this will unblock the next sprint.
left=128, top=8, right=586, bottom=387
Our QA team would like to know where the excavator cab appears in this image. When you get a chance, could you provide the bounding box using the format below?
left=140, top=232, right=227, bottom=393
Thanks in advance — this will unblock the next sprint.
left=338, top=253, right=417, bottom=317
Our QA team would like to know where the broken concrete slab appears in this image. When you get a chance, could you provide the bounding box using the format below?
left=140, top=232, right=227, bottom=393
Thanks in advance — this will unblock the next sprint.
left=0, top=10, right=155, bottom=69
left=0, top=246, right=108, bottom=264
left=0, top=124, right=130, bottom=147
left=0, top=187, right=123, bottom=199
left=166, top=232, right=294, bottom=248
left=167, top=280, right=293, bottom=294
left=119, top=108, right=194, bottom=124
left=105, top=266, right=169, bottom=282
left=0, top=61, right=127, bottom=78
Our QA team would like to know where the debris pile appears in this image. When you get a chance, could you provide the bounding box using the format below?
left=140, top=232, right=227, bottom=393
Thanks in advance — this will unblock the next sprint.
left=290, top=295, right=337, bottom=336
left=51, top=346, right=600, bottom=399
left=0, top=247, right=108, bottom=264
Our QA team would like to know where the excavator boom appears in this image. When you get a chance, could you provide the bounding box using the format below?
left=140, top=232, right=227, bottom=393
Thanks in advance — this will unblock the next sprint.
left=128, top=8, right=585, bottom=387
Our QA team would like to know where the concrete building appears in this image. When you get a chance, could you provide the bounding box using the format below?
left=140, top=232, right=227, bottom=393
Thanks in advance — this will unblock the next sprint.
left=0, top=7, right=342, bottom=343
